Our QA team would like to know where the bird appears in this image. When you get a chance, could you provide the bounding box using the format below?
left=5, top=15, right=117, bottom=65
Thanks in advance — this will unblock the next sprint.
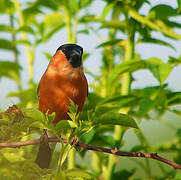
left=35, top=44, right=88, bottom=169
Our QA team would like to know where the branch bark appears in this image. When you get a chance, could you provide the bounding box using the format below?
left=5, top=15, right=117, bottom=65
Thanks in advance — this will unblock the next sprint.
left=0, top=137, right=181, bottom=170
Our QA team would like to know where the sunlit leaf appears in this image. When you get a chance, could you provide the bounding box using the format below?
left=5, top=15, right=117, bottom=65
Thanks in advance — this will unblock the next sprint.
left=23, top=108, right=45, bottom=123
left=43, top=23, right=64, bottom=42
left=43, top=12, right=64, bottom=29
left=102, top=2, right=114, bottom=19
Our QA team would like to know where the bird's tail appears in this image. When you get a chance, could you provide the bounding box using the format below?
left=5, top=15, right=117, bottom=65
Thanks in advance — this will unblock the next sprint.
left=35, top=130, right=55, bottom=169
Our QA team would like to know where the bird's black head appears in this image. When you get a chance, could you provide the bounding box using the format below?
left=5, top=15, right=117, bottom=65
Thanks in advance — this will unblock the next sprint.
left=57, top=44, right=83, bottom=68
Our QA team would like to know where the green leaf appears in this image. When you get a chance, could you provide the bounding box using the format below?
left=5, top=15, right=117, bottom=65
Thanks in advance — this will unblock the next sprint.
left=23, top=108, right=45, bottom=123
left=102, top=2, right=114, bottom=19
left=112, top=169, right=135, bottom=180
left=77, top=29, right=89, bottom=34
left=23, top=6, right=42, bottom=19
left=149, top=5, right=177, bottom=20
left=138, top=99, right=154, bottom=117
left=13, top=39, right=32, bottom=46
left=130, top=145, right=145, bottom=152
left=164, top=20, right=181, bottom=29
left=167, top=92, right=181, bottom=105
left=175, top=173, right=181, bottom=179
left=158, top=64, right=172, bottom=84
left=16, top=26, right=35, bottom=34
left=97, top=39, right=123, bottom=48
left=0, top=39, right=13, bottom=51
left=46, top=112, right=56, bottom=126
left=138, top=38, right=176, bottom=51
left=168, top=55, right=181, bottom=65
left=100, top=95, right=139, bottom=107
left=176, top=129, right=181, bottom=140
left=80, top=129, right=95, bottom=144
left=43, top=23, right=64, bottom=42
left=108, top=60, right=146, bottom=85
left=147, top=59, right=173, bottom=85
left=67, top=0, right=78, bottom=14
left=0, top=24, right=13, bottom=32
left=94, top=113, right=138, bottom=129
left=79, top=0, right=93, bottom=8
left=178, top=0, right=181, bottom=13
left=43, top=52, right=52, bottom=60
left=43, top=12, right=64, bottom=29
left=0, top=61, right=21, bottom=82
left=0, top=0, right=14, bottom=14
left=55, top=120, right=77, bottom=132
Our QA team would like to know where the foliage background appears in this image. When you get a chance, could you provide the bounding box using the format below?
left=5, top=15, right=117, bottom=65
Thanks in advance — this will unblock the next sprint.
left=0, top=0, right=181, bottom=179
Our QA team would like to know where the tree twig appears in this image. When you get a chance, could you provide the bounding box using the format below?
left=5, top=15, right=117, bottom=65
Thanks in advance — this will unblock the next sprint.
left=0, top=137, right=181, bottom=170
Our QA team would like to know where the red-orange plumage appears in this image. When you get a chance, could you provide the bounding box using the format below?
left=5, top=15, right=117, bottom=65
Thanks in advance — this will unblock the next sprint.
left=38, top=50, right=88, bottom=124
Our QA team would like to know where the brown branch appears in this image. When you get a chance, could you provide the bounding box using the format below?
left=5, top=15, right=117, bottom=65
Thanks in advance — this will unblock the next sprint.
left=0, top=137, right=181, bottom=170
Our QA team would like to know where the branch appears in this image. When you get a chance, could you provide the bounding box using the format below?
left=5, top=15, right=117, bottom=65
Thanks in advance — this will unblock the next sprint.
left=0, top=137, right=181, bottom=170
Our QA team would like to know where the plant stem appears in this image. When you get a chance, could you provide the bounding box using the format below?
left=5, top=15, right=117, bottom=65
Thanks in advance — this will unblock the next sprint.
left=67, top=148, right=76, bottom=169
left=13, top=0, right=34, bottom=89
left=64, top=7, right=73, bottom=43
left=104, top=31, right=135, bottom=180
left=9, top=15, right=22, bottom=90
left=64, top=6, right=77, bottom=169
left=91, top=152, right=101, bottom=173
left=10, top=15, right=18, bottom=64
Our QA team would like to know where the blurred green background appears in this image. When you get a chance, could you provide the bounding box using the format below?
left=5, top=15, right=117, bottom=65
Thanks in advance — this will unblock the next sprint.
left=0, top=0, right=181, bottom=179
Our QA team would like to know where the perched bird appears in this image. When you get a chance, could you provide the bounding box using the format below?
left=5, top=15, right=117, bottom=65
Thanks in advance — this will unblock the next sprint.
left=35, top=44, right=88, bottom=169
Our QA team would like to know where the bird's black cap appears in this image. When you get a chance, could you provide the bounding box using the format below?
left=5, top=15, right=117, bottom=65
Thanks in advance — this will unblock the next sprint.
left=56, top=44, right=83, bottom=68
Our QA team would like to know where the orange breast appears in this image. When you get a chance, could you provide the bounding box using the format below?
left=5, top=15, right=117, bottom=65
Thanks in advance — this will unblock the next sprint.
left=38, top=51, right=88, bottom=124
